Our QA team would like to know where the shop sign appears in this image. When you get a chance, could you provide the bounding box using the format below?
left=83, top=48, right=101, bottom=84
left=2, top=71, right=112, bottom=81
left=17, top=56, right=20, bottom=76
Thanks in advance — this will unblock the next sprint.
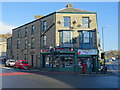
left=55, top=48, right=74, bottom=51
left=41, top=49, right=49, bottom=52
left=56, top=54, right=74, bottom=57
left=78, top=49, right=98, bottom=55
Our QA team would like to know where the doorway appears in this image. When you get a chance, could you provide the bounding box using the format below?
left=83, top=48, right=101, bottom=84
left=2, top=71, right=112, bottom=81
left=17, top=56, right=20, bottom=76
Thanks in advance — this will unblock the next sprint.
left=31, top=55, right=34, bottom=67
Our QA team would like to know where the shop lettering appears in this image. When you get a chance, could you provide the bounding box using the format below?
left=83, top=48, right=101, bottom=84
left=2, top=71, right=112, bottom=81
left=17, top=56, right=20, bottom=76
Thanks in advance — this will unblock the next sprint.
left=78, top=49, right=98, bottom=55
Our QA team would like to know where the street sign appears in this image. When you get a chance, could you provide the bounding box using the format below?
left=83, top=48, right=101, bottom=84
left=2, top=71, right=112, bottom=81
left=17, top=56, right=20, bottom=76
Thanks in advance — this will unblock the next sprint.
left=40, top=49, right=49, bottom=52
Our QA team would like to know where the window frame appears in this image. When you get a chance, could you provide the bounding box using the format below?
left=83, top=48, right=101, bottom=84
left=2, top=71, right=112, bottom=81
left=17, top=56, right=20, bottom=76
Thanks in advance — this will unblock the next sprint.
left=17, top=40, right=20, bottom=49
left=63, top=16, right=71, bottom=27
left=59, top=30, right=73, bottom=47
left=82, top=17, right=90, bottom=28
left=31, top=25, right=35, bottom=35
left=43, top=35, right=46, bottom=46
left=24, top=54, right=27, bottom=60
left=25, top=27, right=28, bottom=37
left=43, top=21, right=47, bottom=31
left=83, top=31, right=90, bottom=43
left=31, top=37, right=34, bottom=49
left=25, top=39, right=27, bottom=49
left=18, top=30, right=20, bottom=38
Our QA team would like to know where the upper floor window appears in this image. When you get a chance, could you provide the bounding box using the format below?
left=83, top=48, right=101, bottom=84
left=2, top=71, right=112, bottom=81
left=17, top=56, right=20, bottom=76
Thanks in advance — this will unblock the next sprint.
left=31, top=37, right=34, bottom=49
left=17, top=40, right=20, bottom=49
left=24, top=54, right=27, bottom=60
left=25, top=39, right=27, bottom=49
left=83, top=31, right=90, bottom=43
left=43, top=21, right=47, bottom=31
left=82, top=17, right=90, bottom=28
left=59, top=30, right=73, bottom=47
left=64, top=17, right=71, bottom=27
left=18, top=30, right=20, bottom=38
left=43, top=35, right=46, bottom=46
left=25, top=27, right=28, bottom=37
left=31, top=25, right=35, bottom=35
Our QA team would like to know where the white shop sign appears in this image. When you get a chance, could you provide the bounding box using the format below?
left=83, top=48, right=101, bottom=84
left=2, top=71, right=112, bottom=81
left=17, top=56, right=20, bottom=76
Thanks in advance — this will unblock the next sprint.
left=78, top=49, right=98, bottom=55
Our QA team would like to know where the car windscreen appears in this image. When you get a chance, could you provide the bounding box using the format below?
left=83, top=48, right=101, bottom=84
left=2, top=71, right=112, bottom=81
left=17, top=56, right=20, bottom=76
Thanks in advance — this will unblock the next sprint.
left=20, top=61, right=28, bottom=64
left=9, top=60, right=16, bottom=62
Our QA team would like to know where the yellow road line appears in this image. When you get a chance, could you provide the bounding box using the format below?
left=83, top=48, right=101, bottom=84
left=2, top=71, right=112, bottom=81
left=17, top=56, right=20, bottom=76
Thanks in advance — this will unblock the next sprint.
left=0, top=66, right=12, bottom=69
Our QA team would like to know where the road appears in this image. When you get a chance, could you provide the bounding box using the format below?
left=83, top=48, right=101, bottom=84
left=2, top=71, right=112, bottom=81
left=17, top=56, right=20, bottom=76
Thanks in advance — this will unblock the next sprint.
left=106, top=60, right=120, bottom=76
left=0, top=61, right=119, bottom=89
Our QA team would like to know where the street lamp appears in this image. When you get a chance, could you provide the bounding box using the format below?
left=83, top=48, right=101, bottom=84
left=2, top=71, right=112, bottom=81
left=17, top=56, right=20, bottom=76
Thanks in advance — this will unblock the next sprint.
left=102, top=26, right=111, bottom=52
left=102, top=26, right=110, bottom=73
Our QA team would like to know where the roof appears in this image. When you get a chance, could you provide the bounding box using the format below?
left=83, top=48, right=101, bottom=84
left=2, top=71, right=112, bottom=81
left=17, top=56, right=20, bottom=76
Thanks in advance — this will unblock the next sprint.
left=13, top=4, right=96, bottom=30
left=56, top=7, right=93, bottom=13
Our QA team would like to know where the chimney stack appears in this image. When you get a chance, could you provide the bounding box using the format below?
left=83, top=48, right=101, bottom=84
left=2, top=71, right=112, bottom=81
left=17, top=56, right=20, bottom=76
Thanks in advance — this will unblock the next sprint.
left=34, top=15, right=44, bottom=19
left=66, top=4, right=73, bottom=8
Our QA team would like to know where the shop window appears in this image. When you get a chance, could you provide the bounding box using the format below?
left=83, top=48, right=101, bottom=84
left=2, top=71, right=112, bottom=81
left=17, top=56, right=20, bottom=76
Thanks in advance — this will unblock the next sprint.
left=43, top=21, right=47, bottom=31
left=59, top=30, right=73, bottom=47
left=64, top=17, right=71, bottom=27
left=43, top=55, right=59, bottom=68
left=82, top=17, right=90, bottom=28
left=60, top=55, right=74, bottom=68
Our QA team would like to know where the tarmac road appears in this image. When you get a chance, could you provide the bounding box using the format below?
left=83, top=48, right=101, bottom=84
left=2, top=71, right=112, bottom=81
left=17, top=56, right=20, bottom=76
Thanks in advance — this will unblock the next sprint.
left=0, top=61, right=119, bottom=89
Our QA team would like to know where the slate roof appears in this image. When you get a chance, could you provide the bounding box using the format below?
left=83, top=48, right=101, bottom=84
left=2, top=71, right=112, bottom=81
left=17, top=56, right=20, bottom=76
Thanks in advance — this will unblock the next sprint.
left=56, top=7, right=94, bottom=13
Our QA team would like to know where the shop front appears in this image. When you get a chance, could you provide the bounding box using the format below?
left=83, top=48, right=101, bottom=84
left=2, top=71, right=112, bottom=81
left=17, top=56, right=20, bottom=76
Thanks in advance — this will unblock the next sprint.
left=40, top=48, right=75, bottom=71
left=40, top=48, right=99, bottom=72
left=77, top=49, right=99, bottom=73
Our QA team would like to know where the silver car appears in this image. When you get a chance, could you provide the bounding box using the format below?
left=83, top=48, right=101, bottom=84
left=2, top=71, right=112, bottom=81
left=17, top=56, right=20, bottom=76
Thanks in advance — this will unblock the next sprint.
left=5, top=59, right=16, bottom=67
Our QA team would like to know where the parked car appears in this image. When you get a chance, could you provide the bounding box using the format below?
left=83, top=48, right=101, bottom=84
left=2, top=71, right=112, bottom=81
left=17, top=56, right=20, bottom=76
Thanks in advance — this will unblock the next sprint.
left=5, top=59, right=16, bottom=67
left=14, top=60, right=30, bottom=69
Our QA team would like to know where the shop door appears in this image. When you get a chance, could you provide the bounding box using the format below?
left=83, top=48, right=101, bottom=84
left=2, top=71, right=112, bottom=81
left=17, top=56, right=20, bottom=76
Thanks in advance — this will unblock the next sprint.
left=42, top=55, right=45, bottom=68
left=92, top=56, right=96, bottom=72
left=31, top=55, right=34, bottom=67
left=78, top=57, right=91, bottom=72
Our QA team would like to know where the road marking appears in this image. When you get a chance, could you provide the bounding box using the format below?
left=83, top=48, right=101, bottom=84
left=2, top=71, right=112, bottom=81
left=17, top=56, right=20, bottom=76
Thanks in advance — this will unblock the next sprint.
left=0, top=65, right=13, bottom=69
left=2, top=67, right=12, bottom=69
left=0, top=72, right=32, bottom=76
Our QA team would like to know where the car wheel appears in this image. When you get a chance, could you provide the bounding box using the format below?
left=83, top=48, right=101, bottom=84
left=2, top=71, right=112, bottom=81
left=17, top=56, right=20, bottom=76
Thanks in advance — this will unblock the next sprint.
left=8, top=64, right=10, bottom=67
left=14, top=66, right=16, bottom=69
left=18, top=66, right=21, bottom=69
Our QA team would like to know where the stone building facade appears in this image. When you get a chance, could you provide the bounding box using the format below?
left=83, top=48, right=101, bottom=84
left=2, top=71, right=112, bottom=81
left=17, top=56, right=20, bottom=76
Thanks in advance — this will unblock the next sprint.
left=7, top=4, right=100, bottom=72
left=0, top=34, right=12, bottom=58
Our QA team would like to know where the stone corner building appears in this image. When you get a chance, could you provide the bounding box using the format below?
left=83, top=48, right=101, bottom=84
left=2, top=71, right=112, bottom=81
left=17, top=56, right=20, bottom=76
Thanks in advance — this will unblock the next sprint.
left=7, top=4, right=101, bottom=73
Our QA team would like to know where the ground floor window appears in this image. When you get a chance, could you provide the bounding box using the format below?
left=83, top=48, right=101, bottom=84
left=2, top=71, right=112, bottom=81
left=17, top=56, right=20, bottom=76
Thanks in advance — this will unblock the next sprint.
left=42, top=54, right=74, bottom=68
left=44, top=55, right=59, bottom=68
left=60, top=55, right=74, bottom=68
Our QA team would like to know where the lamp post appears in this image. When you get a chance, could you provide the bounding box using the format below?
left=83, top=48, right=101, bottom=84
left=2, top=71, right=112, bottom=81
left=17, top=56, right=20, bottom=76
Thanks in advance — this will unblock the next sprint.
left=102, top=26, right=110, bottom=73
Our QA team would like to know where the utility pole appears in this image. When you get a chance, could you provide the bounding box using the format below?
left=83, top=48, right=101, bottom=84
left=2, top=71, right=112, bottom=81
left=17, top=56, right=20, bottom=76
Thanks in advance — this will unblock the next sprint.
left=102, top=26, right=110, bottom=74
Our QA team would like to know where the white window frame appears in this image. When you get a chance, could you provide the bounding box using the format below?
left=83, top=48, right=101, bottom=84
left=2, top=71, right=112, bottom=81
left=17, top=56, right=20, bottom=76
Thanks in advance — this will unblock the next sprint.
left=82, top=17, right=90, bottom=28
left=64, top=17, right=71, bottom=27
